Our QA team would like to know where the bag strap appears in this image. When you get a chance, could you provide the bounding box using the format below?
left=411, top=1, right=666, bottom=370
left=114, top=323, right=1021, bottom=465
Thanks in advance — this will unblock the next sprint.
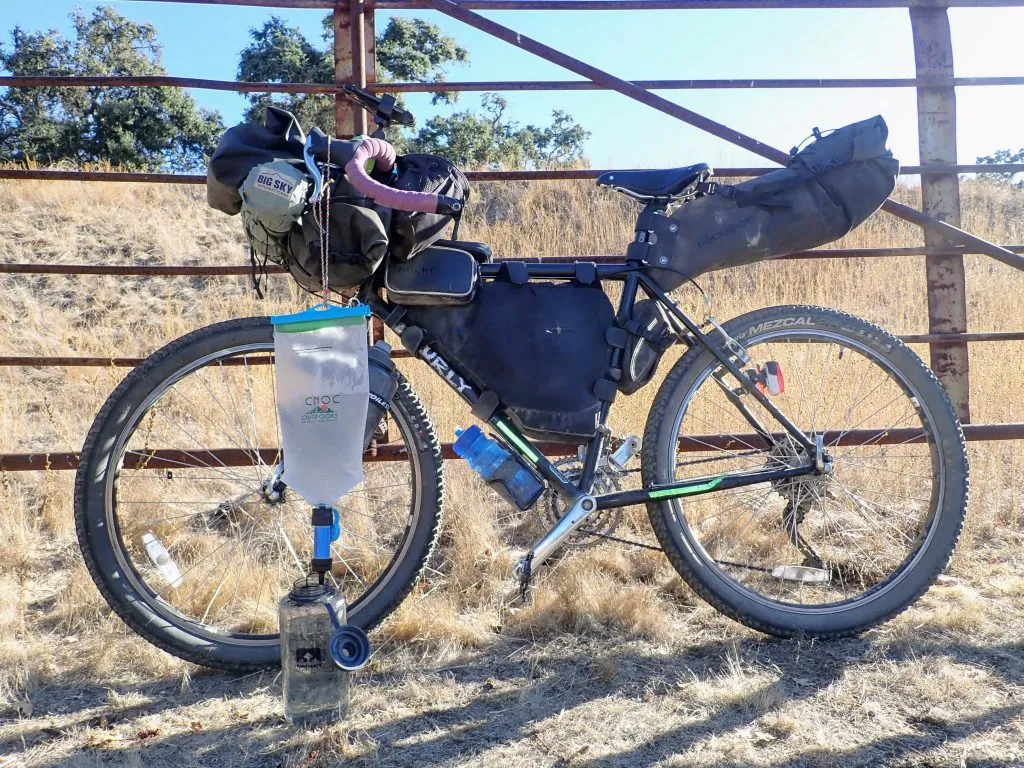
left=695, top=180, right=735, bottom=199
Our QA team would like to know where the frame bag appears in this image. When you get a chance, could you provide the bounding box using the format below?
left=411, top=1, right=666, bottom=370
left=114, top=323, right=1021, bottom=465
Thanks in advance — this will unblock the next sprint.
left=388, top=154, right=470, bottom=261
left=648, top=116, right=900, bottom=290
left=616, top=299, right=677, bottom=395
left=407, top=273, right=616, bottom=442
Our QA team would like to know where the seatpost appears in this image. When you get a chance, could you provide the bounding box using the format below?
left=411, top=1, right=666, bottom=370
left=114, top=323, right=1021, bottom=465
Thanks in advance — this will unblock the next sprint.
left=310, top=505, right=335, bottom=584
left=626, top=202, right=668, bottom=263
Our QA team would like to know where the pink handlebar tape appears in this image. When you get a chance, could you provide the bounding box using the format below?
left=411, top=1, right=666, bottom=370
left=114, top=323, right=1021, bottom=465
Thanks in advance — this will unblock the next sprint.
left=344, top=138, right=439, bottom=214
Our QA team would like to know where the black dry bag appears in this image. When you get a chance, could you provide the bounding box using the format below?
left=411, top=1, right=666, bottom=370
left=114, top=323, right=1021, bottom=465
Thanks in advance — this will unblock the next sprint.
left=648, top=116, right=900, bottom=290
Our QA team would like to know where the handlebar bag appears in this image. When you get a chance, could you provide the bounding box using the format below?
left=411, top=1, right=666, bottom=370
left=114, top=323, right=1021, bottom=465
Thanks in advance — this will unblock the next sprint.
left=648, top=115, right=899, bottom=290
left=406, top=275, right=615, bottom=442
left=284, top=193, right=390, bottom=293
left=207, top=106, right=308, bottom=216
left=387, top=154, right=470, bottom=261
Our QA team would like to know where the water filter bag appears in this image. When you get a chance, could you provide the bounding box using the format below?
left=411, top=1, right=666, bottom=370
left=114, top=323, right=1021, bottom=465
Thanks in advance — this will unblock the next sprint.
left=273, top=304, right=371, bottom=505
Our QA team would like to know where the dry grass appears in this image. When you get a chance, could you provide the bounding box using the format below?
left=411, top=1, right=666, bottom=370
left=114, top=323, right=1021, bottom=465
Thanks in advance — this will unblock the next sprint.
left=1, top=175, right=1024, bottom=767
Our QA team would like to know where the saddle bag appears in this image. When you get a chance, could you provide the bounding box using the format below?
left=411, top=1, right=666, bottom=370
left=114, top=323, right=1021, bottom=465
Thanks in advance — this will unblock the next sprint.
left=406, top=273, right=616, bottom=442
left=616, top=299, right=677, bottom=395
left=385, top=245, right=478, bottom=306
left=388, top=154, right=470, bottom=261
left=648, top=116, right=900, bottom=290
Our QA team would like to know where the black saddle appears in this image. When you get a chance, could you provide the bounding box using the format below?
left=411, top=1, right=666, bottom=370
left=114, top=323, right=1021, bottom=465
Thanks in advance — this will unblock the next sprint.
left=596, top=163, right=710, bottom=199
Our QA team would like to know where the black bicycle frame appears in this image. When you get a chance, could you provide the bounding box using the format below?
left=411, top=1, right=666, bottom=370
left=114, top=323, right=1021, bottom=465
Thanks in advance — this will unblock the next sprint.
left=363, top=259, right=823, bottom=511
left=360, top=259, right=823, bottom=518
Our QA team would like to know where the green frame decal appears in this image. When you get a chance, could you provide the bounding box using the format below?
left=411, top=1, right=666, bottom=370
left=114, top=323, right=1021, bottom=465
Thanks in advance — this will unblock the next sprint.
left=648, top=476, right=724, bottom=499
left=494, top=420, right=541, bottom=465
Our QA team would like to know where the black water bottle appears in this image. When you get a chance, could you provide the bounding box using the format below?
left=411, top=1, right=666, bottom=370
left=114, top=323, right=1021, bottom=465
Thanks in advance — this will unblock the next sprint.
left=364, top=341, right=399, bottom=449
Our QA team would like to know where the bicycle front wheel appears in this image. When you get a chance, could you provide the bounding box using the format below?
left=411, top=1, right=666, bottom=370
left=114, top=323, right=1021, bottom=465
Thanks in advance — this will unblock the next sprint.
left=75, top=317, right=443, bottom=670
left=643, top=305, right=968, bottom=638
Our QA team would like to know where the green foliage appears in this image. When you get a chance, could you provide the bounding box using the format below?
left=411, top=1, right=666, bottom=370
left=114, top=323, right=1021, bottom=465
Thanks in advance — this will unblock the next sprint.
left=237, top=15, right=467, bottom=135
left=977, top=148, right=1024, bottom=189
left=409, top=94, right=590, bottom=169
left=238, top=16, right=588, bottom=167
left=377, top=18, right=468, bottom=105
left=0, top=6, right=224, bottom=171
left=237, top=16, right=335, bottom=134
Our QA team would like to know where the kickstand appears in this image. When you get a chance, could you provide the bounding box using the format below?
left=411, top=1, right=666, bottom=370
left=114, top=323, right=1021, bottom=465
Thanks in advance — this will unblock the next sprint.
left=518, top=552, right=534, bottom=602
left=782, top=501, right=823, bottom=569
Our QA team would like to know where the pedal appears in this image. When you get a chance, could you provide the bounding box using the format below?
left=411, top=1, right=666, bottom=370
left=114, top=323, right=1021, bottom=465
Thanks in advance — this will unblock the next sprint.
left=607, top=435, right=641, bottom=472
left=580, top=435, right=642, bottom=473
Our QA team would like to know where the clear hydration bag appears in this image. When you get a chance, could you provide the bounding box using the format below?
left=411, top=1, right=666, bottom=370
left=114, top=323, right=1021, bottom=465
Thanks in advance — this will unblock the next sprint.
left=273, top=304, right=371, bottom=506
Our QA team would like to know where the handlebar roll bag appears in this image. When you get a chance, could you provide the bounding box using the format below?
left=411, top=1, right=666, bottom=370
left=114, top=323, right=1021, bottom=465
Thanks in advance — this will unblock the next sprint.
left=647, top=116, right=899, bottom=291
left=387, top=154, right=470, bottom=261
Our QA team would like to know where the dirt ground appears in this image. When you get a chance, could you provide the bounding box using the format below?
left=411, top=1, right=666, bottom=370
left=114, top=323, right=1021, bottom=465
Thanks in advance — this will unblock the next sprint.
left=2, top=178, right=1024, bottom=767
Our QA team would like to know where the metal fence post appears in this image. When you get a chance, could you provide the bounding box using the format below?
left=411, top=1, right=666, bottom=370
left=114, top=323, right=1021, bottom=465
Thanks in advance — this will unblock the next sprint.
left=334, top=0, right=356, bottom=136
left=910, top=2, right=971, bottom=423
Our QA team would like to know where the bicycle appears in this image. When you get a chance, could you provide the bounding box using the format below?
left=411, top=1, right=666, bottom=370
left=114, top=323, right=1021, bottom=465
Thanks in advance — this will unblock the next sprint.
left=75, top=87, right=969, bottom=670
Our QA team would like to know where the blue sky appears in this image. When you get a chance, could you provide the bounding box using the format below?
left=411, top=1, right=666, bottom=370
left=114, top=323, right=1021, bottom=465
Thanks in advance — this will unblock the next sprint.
left=3, top=1, right=1022, bottom=169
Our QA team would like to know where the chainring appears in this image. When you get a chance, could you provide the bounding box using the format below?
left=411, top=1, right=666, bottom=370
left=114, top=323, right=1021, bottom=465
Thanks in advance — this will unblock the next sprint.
left=538, top=456, right=624, bottom=548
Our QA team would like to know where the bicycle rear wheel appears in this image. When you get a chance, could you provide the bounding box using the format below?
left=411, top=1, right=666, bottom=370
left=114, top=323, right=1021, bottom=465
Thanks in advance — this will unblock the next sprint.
left=75, top=317, right=443, bottom=670
left=643, top=305, right=968, bottom=638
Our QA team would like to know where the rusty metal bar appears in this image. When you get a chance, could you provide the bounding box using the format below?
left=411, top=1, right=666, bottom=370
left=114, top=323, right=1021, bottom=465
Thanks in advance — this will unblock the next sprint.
left=0, top=263, right=288, bottom=276
left=375, top=76, right=1024, bottom=91
left=350, top=0, right=368, bottom=135
left=0, top=76, right=340, bottom=93
left=7, top=422, right=1024, bottom=472
left=7, top=331, right=1024, bottom=370
left=131, top=0, right=1024, bottom=8
left=378, top=0, right=1024, bottom=8
left=4, top=165, right=1023, bottom=186
left=137, top=0, right=337, bottom=7
left=6, top=75, right=1024, bottom=92
left=334, top=0, right=356, bottom=136
left=912, top=5, right=970, bottom=423
left=365, top=0, right=377, bottom=99
left=4, top=247, right=1024, bottom=277
left=0, top=170, right=207, bottom=184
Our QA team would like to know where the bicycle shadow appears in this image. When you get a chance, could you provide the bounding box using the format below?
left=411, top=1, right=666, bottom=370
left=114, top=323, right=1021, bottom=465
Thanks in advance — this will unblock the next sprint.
left=0, top=666, right=278, bottom=755
left=349, top=633, right=1024, bottom=767
left=5, top=632, right=1022, bottom=767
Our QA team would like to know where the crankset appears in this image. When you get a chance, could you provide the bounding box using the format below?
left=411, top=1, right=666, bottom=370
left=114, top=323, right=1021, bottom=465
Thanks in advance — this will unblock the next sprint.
left=537, top=436, right=641, bottom=548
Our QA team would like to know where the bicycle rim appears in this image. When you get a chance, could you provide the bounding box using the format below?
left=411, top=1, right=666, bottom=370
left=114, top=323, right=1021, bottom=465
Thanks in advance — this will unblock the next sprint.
left=103, top=341, right=422, bottom=647
left=665, top=327, right=945, bottom=613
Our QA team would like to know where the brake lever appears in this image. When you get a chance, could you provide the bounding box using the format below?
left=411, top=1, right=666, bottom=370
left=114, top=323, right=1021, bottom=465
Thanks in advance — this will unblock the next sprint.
left=303, top=133, right=325, bottom=205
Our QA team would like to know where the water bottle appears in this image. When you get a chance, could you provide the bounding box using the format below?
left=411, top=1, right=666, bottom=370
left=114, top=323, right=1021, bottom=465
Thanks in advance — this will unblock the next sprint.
left=453, top=425, right=545, bottom=510
left=364, top=341, right=399, bottom=449
left=279, top=582, right=350, bottom=726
